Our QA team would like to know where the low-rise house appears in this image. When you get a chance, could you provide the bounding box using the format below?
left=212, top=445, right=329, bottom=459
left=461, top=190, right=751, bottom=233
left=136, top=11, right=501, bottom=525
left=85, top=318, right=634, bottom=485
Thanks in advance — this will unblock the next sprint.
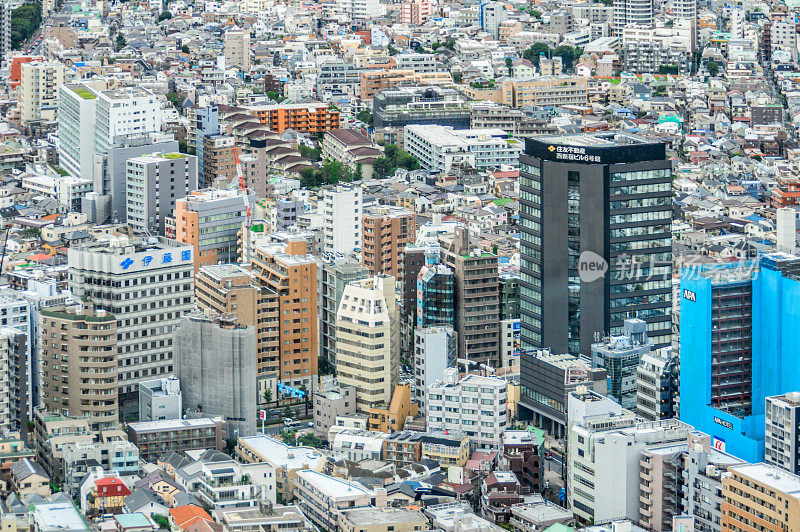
left=10, top=458, right=50, bottom=498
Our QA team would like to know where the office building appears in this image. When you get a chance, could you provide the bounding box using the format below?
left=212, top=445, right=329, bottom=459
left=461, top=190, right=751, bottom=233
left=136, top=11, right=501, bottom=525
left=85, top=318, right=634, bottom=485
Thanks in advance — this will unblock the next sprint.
left=250, top=239, right=318, bottom=389
left=440, top=227, right=500, bottom=367
left=68, top=236, right=195, bottom=417
left=174, top=312, right=256, bottom=438
left=721, top=463, right=800, bottom=531
left=331, top=429, right=388, bottom=462
left=174, top=188, right=250, bottom=272
left=520, top=349, right=607, bottom=437
left=590, top=318, right=652, bottom=410
left=518, top=133, right=672, bottom=368
left=246, top=101, right=340, bottom=134
left=373, top=86, right=471, bottom=130
left=680, top=254, right=800, bottom=462
left=362, top=206, right=415, bottom=279
left=138, top=376, right=182, bottom=422
left=367, top=382, right=417, bottom=432
left=124, top=417, right=226, bottom=463
left=89, top=134, right=180, bottom=224
left=316, top=60, right=361, bottom=97
left=404, top=125, right=522, bottom=173
left=191, top=104, right=220, bottom=185
left=336, top=276, right=399, bottom=412
left=195, top=264, right=280, bottom=393
left=202, top=134, right=237, bottom=188
left=765, top=393, right=800, bottom=474
left=39, top=305, right=117, bottom=431
left=427, top=368, right=507, bottom=449
left=224, top=29, right=251, bottom=71
left=416, top=263, right=455, bottom=328
left=613, top=0, right=653, bottom=33
left=58, top=83, right=102, bottom=179
left=126, top=153, right=198, bottom=234
left=318, top=257, right=369, bottom=366
left=567, top=389, right=691, bottom=525
left=636, top=346, right=678, bottom=421
left=20, top=61, right=66, bottom=125
left=462, top=77, right=589, bottom=109
left=470, top=103, right=551, bottom=138
left=322, top=185, right=363, bottom=257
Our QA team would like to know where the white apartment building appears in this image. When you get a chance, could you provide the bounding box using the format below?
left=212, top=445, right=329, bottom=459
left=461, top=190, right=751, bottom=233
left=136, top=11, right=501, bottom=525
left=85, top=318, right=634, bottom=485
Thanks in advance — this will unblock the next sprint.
left=331, top=429, right=389, bottom=461
left=20, top=61, right=66, bottom=125
left=765, top=392, right=800, bottom=475
left=567, top=389, right=692, bottom=525
left=394, top=53, right=442, bottom=73
left=322, top=185, right=363, bottom=257
left=94, top=87, right=163, bottom=157
left=636, top=346, right=678, bottom=421
left=67, top=236, right=195, bottom=418
left=336, top=276, right=399, bottom=412
left=175, top=459, right=276, bottom=508
left=621, top=21, right=694, bottom=74
left=337, top=0, right=386, bottom=20
left=126, top=153, right=198, bottom=234
left=21, top=174, right=93, bottom=212
left=404, top=125, right=522, bottom=173
left=771, top=19, right=798, bottom=63
left=427, top=368, right=507, bottom=450
left=413, top=326, right=456, bottom=411
left=294, top=470, right=387, bottom=532
left=612, top=0, right=653, bottom=33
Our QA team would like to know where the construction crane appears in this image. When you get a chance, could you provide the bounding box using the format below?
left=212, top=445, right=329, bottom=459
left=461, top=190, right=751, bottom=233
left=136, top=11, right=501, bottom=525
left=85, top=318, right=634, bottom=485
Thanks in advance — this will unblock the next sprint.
left=233, top=146, right=252, bottom=224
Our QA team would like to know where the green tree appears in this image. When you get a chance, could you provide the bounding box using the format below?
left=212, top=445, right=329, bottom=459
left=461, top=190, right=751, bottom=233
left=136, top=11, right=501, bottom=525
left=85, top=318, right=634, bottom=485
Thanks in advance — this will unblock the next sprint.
left=158, top=10, right=172, bottom=20
left=706, top=60, right=719, bottom=77
left=523, top=42, right=549, bottom=66
left=152, top=515, right=170, bottom=530
left=283, top=406, right=293, bottom=418
left=264, top=389, right=272, bottom=404
left=356, top=109, right=373, bottom=126
left=10, top=2, right=41, bottom=50
left=181, top=44, right=189, bottom=54
left=354, top=163, right=363, bottom=181
left=298, top=144, right=322, bottom=162
left=552, top=45, right=582, bottom=71
left=266, top=90, right=285, bottom=103
left=505, top=57, right=513, bottom=75
left=658, top=64, right=679, bottom=75
left=443, top=38, right=456, bottom=50
left=531, top=9, right=541, bottom=18
left=116, top=34, right=127, bottom=51
left=166, top=91, right=181, bottom=109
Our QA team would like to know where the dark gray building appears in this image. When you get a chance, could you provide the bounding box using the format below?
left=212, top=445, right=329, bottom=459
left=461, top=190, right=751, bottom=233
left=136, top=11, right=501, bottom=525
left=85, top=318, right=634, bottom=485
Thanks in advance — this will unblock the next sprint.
left=520, top=350, right=607, bottom=437
left=499, top=273, right=520, bottom=321
left=276, top=198, right=304, bottom=231
left=518, top=133, right=672, bottom=361
left=751, top=104, right=783, bottom=125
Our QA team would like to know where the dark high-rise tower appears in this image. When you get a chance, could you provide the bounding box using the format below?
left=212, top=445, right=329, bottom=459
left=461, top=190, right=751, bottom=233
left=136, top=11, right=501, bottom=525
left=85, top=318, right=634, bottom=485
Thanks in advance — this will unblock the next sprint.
left=518, top=133, right=672, bottom=367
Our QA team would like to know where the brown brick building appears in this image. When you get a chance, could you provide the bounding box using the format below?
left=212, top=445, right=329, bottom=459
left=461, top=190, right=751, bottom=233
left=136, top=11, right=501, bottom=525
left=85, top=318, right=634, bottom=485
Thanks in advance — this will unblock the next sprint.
left=40, top=305, right=117, bottom=431
left=250, top=239, right=318, bottom=388
left=362, top=206, right=415, bottom=280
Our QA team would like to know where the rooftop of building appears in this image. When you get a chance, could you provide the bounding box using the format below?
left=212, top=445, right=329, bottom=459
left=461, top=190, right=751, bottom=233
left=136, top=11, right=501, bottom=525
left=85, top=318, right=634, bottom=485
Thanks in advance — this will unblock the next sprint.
left=71, top=235, right=190, bottom=255
left=32, top=502, right=90, bottom=532
left=339, top=507, right=426, bottom=525
left=532, top=131, right=655, bottom=148
left=127, top=417, right=223, bottom=433
left=768, top=391, right=800, bottom=406
left=728, top=463, right=800, bottom=495
left=237, top=435, right=325, bottom=469
left=216, top=504, right=307, bottom=524
left=510, top=499, right=572, bottom=523
left=296, top=469, right=373, bottom=496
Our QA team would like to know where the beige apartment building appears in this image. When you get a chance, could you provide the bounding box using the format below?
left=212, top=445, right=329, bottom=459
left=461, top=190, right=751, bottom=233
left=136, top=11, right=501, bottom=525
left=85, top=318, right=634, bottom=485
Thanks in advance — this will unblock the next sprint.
left=224, top=29, right=251, bottom=71
left=39, top=305, right=118, bottom=431
left=335, top=275, right=399, bottom=412
left=361, top=206, right=415, bottom=280
left=461, top=76, right=589, bottom=109
left=721, top=463, right=800, bottom=531
left=20, top=60, right=67, bottom=125
left=250, top=239, right=318, bottom=388
left=195, top=264, right=280, bottom=398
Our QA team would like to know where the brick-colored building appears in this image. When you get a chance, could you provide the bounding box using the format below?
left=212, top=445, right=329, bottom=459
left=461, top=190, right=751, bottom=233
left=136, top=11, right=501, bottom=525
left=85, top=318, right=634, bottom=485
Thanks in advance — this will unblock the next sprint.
left=202, top=134, right=237, bottom=187
left=124, top=417, right=226, bottom=464
left=40, top=305, right=118, bottom=431
left=721, top=463, right=800, bottom=531
left=195, top=264, right=280, bottom=397
left=362, top=206, right=415, bottom=279
left=250, top=239, right=318, bottom=388
left=247, top=102, right=340, bottom=135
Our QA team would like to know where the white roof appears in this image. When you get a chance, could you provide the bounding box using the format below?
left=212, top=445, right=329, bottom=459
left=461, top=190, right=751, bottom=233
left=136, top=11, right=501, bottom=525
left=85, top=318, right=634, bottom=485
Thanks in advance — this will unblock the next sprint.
left=296, top=470, right=373, bottom=498
left=238, top=435, right=325, bottom=470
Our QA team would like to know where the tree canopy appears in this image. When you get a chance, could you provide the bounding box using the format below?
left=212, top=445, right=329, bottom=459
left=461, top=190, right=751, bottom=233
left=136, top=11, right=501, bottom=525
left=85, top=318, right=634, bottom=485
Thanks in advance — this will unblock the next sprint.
left=11, top=2, right=41, bottom=50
